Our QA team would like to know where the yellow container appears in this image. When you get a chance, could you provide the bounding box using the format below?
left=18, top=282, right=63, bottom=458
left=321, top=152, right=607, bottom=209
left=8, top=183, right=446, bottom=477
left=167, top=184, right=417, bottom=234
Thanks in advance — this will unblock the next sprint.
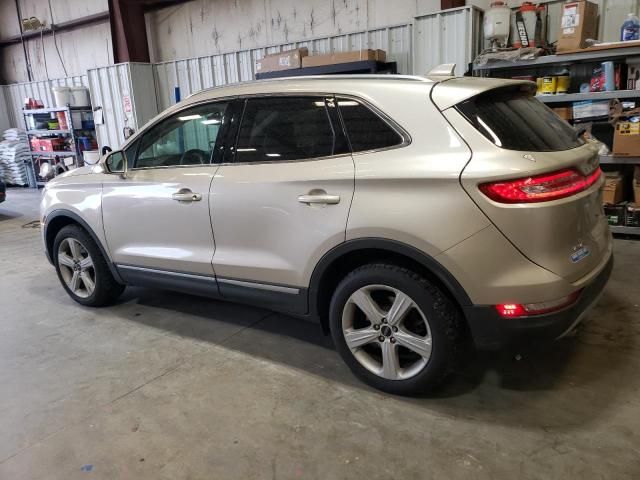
left=536, top=77, right=543, bottom=94
left=541, top=76, right=557, bottom=94
left=556, top=75, right=570, bottom=94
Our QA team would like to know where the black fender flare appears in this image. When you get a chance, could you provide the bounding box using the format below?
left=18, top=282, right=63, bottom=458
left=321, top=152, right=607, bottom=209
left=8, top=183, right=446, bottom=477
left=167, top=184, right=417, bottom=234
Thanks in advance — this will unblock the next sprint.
left=307, top=238, right=472, bottom=322
left=44, top=209, right=125, bottom=284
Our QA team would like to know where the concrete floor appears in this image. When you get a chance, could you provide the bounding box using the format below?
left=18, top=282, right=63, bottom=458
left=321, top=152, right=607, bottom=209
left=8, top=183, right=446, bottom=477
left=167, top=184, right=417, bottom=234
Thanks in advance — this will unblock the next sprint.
left=1, top=188, right=639, bottom=479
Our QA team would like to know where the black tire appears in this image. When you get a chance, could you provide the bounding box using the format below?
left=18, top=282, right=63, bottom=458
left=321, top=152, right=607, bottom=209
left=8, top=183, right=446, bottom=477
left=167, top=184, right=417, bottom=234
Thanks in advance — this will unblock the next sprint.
left=53, top=225, right=125, bottom=307
left=329, top=263, right=462, bottom=396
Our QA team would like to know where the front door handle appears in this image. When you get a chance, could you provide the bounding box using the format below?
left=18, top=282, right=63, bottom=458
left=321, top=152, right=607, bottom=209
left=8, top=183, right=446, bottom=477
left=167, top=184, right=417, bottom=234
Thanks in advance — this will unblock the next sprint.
left=297, top=193, right=341, bottom=205
left=172, top=189, right=202, bottom=202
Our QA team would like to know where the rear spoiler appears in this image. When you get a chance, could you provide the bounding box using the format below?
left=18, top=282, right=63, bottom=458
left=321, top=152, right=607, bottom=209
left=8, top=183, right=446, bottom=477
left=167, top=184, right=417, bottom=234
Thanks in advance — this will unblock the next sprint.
left=430, top=77, right=536, bottom=110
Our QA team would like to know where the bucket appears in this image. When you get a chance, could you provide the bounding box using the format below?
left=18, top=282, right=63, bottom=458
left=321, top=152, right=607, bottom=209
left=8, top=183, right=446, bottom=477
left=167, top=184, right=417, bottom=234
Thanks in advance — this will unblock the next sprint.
left=83, top=150, right=100, bottom=165
left=69, top=87, right=90, bottom=107
left=52, top=87, right=71, bottom=107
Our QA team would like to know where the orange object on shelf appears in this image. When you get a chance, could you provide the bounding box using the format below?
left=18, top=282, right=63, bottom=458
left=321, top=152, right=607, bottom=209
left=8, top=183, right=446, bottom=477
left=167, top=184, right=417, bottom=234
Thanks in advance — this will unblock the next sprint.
left=56, top=112, right=69, bottom=130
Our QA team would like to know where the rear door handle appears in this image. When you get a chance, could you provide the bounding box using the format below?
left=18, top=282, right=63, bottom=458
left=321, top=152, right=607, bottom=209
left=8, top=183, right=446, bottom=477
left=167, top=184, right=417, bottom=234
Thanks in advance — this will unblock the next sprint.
left=172, top=189, right=202, bottom=202
left=297, top=193, right=341, bottom=205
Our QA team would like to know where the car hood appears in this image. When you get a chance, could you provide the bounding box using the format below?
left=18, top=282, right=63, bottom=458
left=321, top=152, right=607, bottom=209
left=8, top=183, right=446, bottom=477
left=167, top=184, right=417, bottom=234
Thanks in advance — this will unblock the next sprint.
left=47, top=165, right=104, bottom=186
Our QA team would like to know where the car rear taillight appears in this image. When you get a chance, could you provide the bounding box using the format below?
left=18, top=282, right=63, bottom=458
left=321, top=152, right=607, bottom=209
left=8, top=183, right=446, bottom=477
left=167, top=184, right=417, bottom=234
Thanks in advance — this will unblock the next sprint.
left=496, top=291, right=581, bottom=318
left=480, top=167, right=602, bottom=204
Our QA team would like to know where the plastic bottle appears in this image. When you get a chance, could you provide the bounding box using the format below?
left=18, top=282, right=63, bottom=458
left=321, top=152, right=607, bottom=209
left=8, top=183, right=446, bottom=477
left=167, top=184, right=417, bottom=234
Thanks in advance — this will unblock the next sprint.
left=621, top=13, right=640, bottom=42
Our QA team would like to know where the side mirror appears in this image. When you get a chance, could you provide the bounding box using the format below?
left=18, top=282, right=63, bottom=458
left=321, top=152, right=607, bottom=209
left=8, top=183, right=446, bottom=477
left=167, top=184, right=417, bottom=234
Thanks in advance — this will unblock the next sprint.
left=104, top=151, right=128, bottom=179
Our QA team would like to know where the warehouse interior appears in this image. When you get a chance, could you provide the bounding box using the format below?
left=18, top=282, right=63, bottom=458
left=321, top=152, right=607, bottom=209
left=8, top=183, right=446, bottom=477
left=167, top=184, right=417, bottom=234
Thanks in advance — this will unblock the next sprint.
left=1, top=0, right=640, bottom=478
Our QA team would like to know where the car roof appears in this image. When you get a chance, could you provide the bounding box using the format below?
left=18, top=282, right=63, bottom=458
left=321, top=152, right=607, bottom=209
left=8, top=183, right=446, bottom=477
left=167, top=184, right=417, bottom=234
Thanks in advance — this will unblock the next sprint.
left=119, top=75, right=530, bottom=151
left=183, top=74, right=435, bottom=103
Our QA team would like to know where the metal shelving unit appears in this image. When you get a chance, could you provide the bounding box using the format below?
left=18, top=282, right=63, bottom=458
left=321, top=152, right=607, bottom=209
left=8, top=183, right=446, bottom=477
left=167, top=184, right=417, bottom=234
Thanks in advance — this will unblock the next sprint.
left=599, top=155, right=640, bottom=165
left=472, top=46, right=640, bottom=72
left=537, top=90, right=640, bottom=104
left=23, top=106, right=94, bottom=187
left=610, top=225, right=640, bottom=235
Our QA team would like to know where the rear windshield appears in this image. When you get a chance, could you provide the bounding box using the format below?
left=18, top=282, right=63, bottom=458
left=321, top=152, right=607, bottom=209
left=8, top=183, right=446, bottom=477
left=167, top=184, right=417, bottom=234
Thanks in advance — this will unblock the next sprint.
left=456, top=87, right=584, bottom=152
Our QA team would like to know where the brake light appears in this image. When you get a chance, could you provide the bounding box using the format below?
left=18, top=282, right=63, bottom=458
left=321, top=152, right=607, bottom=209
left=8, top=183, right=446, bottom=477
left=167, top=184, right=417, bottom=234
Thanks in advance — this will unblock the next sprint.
left=496, top=291, right=581, bottom=318
left=480, top=167, right=602, bottom=203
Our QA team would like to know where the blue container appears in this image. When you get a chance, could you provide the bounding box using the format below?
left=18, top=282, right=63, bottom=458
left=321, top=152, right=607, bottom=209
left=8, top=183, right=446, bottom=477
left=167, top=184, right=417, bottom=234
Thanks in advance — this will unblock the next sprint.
left=621, top=13, right=640, bottom=41
left=602, top=61, right=615, bottom=91
left=78, top=137, right=92, bottom=150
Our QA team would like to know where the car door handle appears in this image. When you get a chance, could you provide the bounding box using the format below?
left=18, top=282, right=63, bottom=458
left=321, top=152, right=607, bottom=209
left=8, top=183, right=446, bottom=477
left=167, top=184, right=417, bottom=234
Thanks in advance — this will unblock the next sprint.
left=297, top=193, right=340, bottom=205
left=172, top=189, right=202, bottom=202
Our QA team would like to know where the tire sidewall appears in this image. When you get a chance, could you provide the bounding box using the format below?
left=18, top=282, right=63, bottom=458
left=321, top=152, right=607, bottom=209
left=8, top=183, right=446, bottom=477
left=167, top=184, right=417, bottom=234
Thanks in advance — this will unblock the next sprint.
left=53, top=226, right=103, bottom=306
left=329, top=265, right=457, bottom=395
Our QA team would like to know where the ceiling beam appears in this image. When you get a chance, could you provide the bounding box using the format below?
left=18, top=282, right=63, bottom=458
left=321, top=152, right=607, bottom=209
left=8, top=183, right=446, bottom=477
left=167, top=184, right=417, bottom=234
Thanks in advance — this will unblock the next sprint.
left=0, top=12, right=110, bottom=47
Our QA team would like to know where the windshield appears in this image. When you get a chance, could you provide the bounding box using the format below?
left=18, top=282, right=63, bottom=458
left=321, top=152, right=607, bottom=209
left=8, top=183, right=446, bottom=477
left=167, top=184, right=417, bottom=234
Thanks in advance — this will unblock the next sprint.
left=456, top=86, right=585, bottom=152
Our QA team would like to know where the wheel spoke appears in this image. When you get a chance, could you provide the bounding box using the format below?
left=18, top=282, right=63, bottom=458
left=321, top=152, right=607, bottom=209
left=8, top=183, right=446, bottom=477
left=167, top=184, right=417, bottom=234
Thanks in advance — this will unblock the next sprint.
left=80, top=271, right=95, bottom=294
left=80, top=256, right=94, bottom=269
left=386, top=291, right=414, bottom=326
left=344, top=327, right=379, bottom=350
left=68, top=239, right=82, bottom=261
left=350, top=289, right=385, bottom=324
left=58, top=253, right=75, bottom=268
left=395, top=329, right=432, bottom=359
left=381, top=342, right=401, bottom=379
left=70, top=271, right=81, bottom=292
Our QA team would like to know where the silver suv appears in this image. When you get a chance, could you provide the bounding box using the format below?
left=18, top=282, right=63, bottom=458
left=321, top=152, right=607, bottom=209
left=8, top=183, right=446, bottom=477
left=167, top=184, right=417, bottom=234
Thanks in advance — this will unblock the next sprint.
left=41, top=75, right=612, bottom=395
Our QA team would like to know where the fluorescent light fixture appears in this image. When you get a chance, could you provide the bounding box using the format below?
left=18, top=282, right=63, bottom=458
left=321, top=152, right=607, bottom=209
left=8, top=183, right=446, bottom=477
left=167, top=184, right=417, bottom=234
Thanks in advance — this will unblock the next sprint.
left=266, top=153, right=281, bottom=157
left=178, top=114, right=202, bottom=121
left=337, top=100, right=358, bottom=107
left=314, top=101, right=326, bottom=107
left=236, top=148, right=256, bottom=152
left=202, top=119, right=221, bottom=125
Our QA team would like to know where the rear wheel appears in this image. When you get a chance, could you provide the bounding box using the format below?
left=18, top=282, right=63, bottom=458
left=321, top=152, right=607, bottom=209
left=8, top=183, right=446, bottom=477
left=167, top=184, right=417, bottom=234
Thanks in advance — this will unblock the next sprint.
left=329, top=264, right=462, bottom=395
left=53, top=225, right=124, bottom=306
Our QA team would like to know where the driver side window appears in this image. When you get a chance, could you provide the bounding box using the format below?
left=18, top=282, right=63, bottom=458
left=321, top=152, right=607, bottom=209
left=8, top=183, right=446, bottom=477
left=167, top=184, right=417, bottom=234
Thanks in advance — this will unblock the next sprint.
left=133, top=101, right=229, bottom=169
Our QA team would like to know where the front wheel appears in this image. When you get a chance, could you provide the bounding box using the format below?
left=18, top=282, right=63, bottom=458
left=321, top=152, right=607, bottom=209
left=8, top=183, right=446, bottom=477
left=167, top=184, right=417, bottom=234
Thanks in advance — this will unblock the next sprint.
left=329, top=264, right=462, bottom=395
left=53, top=225, right=125, bottom=306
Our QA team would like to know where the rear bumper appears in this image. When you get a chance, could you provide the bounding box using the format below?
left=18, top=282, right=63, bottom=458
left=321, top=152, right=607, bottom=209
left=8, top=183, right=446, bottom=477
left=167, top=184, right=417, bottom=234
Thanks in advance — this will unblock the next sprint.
left=463, top=254, right=613, bottom=350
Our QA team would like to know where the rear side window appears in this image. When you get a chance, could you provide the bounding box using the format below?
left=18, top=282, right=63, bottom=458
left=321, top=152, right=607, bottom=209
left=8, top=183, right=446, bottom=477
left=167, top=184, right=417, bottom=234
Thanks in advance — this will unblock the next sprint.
left=235, top=97, right=346, bottom=163
left=337, top=98, right=403, bottom=152
left=456, top=87, right=584, bottom=152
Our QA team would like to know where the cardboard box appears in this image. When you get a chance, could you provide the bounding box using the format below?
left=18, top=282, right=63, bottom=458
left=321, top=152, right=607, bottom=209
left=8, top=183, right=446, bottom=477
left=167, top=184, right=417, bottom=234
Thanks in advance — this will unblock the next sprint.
left=612, top=121, right=640, bottom=156
left=255, top=48, right=308, bottom=74
left=572, top=100, right=610, bottom=120
left=552, top=106, right=573, bottom=121
left=602, top=173, right=624, bottom=204
left=301, top=49, right=386, bottom=68
left=557, top=1, right=599, bottom=52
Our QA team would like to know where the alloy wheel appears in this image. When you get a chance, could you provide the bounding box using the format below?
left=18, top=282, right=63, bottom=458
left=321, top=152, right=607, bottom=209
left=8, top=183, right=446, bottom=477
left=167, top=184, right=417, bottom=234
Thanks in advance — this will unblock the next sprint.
left=341, top=284, right=432, bottom=380
left=57, top=238, right=96, bottom=298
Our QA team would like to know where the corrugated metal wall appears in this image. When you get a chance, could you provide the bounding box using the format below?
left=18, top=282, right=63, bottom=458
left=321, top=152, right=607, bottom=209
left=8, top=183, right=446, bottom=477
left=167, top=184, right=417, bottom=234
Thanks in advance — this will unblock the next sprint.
left=1, top=75, right=88, bottom=128
left=414, top=7, right=482, bottom=77
left=0, top=86, right=12, bottom=133
left=87, top=63, right=158, bottom=150
left=153, top=23, right=412, bottom=110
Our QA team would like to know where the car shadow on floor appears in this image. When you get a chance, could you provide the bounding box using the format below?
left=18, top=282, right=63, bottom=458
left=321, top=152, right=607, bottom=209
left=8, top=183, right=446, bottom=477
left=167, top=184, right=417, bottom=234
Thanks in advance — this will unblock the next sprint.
left=107, top=284, right=637, bottom=430
left=0, top=209, right=24, bottom=221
